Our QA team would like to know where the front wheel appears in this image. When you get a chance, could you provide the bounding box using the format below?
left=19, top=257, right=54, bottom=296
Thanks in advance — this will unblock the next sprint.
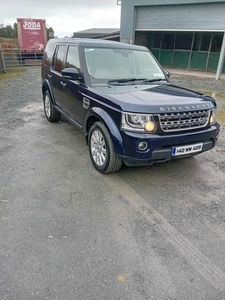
left=43, top=90, right=61, bottom=122
left=88, top=122, right=122, bottom=174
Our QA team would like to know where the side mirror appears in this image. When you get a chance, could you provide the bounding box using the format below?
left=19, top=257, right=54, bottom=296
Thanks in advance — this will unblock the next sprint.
left=61, top=68, right=83, bottom=81
left=164, top=70, right=170, bottom=78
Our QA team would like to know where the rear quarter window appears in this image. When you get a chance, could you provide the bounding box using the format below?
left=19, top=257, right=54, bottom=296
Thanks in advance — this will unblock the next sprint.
left=42, top=41, right=55, bottom=66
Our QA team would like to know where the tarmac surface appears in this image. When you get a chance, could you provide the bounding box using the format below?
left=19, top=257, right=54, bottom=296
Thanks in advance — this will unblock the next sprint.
left=0, top=67, right=225, bottom=300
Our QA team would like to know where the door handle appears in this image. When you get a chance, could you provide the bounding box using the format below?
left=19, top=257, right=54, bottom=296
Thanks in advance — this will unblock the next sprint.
left=60, top=81, right=67, bottom=88
left=47, top=74, right=52, bottom=79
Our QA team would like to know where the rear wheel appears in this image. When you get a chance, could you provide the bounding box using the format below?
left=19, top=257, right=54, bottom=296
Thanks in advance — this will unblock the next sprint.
left=88, top=122, right=122, bottom=174
left=43, top=90, right=61, bottom=122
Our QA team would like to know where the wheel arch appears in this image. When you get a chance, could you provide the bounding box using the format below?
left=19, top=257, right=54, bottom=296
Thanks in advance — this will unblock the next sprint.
left=85, top=107, right=125, bottom=157
left=42, top=80, right=55, bottom=105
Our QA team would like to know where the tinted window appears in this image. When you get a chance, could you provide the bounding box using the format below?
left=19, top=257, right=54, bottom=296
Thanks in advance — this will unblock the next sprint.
left=211, top=33, right=223, bottom=53
left=53, top=45, right=66, bottom=73
left=193, top=32, right=212, bottom=51
left=152, top=32, right=162, bottom=49
left=175, top=33, right=193, bottom=50
left=161, top=33, right=175, bottom=50
left=66, top=46, right=80, bottom=71
left=200, top=33, right=211, bottom=51
left=43, top=41, right=55, bottom=65
left=193, top=33, right=201, bottom=51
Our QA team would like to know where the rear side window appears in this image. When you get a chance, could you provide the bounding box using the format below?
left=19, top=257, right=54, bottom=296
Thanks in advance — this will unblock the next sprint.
left=66, top=46, right=80, bottom=71
left=53, top=45, right=66, bottom=73
left=43, top=41, right=55, bottom=65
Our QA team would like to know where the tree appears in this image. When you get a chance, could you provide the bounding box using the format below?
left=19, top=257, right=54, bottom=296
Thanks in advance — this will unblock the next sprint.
left=47, top=27, right=55, bottom=40
left=0, top=24, right=16, bottom=38
left=13, top=23, right=17, bottom=37
left=0, top=22, right=56, bottom=40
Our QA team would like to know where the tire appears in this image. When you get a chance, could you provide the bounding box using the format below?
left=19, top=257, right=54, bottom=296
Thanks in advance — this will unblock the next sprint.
left=43, top=90, right=61, bottom=122
left=88, top=122, right=123, bottom=174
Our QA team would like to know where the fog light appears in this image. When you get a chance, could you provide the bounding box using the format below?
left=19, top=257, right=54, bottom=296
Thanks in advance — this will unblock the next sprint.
left=138, top=142, right=148, bottom=151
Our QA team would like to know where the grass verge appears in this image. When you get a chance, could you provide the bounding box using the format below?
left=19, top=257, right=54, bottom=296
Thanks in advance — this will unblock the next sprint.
left=0, top=68, right=26, bottom=81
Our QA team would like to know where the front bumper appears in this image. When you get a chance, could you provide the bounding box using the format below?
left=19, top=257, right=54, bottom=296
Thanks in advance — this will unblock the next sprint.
left=120, top=123, right=220, bottom=167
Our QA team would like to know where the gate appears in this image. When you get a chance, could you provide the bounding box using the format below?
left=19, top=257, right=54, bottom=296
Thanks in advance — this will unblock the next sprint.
left=0, top=48, right=43, bottom=70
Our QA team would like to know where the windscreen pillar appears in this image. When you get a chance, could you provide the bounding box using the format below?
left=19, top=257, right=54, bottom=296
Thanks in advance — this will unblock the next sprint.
left=120, top=2, right=135, bottom=44
left=215, top=32, right=225, bottom=80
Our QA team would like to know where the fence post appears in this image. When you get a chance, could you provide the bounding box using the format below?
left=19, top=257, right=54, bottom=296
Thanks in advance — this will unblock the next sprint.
left=215, top=32, right=225, bottom=80
left=0, top=47, right=3, bottom=73
left=0, top=47, right=6, bottom=72
left=34, top=51, right=37, bottom=66
left=19, top=50, right=23, bottom=67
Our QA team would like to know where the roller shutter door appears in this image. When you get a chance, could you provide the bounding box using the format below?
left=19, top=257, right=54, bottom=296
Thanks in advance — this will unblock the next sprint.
left=135, top=3, right=225, bottom=31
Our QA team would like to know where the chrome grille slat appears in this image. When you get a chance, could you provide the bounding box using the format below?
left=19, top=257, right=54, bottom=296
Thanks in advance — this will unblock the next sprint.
left=159, top=109, right=210, bottom=132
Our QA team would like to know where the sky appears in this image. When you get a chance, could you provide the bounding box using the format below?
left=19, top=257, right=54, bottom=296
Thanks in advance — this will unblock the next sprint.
left=0, top=0, right=121, bottom=37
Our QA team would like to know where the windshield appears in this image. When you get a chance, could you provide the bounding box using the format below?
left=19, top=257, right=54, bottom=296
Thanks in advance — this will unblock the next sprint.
left=84, top=47, right=166, bottom=85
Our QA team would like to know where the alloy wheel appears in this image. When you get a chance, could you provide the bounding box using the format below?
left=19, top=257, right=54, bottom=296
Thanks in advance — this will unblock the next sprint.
left=90, top=129, right=107, bottom=166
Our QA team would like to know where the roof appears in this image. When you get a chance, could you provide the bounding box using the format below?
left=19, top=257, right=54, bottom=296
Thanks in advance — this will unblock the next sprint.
left=47, top=38, right=147, bottom=50
left=72, top=28, right=120, bottom=39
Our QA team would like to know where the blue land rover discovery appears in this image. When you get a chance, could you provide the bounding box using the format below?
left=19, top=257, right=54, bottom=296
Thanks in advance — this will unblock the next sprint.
left=41, top=38, right=220, bottom=173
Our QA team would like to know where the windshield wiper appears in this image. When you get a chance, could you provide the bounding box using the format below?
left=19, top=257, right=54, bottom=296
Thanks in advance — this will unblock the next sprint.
left=142, top=78, right=167, bottom=83
left=108, top=78, right=147, bottom=84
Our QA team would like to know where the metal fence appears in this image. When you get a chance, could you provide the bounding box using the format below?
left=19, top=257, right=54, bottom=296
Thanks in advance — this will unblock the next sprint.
left=0, top=48, right=43, bottom=70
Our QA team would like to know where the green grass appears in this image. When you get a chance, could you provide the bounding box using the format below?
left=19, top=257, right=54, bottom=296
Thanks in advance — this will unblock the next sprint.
left=0, top=68, right=26, bottom=81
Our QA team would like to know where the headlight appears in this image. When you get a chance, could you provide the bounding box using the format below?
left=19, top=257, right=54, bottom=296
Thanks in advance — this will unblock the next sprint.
left=121, top=113, right=157, bottom=132
left=210, top=108, right=217, bottom=125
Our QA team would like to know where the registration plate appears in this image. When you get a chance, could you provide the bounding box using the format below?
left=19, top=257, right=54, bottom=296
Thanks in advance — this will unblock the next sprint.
left=172, top=143, right=203, bottom=156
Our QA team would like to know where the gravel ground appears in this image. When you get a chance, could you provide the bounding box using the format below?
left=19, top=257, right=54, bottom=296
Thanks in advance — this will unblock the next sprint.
left=170, top=73, right=225, bottom=92
left=0, top=67, right=225, bottom=300
left=170, top=73, right=225, bottom=132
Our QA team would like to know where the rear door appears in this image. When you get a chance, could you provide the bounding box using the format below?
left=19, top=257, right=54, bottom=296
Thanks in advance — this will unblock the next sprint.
left=50, top=44, right=67, bottom=109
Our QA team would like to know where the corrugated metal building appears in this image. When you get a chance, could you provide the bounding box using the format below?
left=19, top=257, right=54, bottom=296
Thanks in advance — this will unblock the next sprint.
left=120, top=0, right=225, bottom=78
left=72, top=28, right=120, bottom=41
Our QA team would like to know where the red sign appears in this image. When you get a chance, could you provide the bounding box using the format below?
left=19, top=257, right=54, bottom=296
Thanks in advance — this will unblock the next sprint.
left=17, top=18, right=47, bottom=52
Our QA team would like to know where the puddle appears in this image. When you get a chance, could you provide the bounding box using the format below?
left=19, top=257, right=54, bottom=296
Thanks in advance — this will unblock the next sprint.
left=23, top=116, right=33, bottom=122
left=197, top=90, right=225, bottom=124
left=217, top=111, right=225, bottom=124
left=196, top=90, right=225, bottom=101
left=20, top=103, right=43, bottom=113
left=196, top=88, right=225, bottom=101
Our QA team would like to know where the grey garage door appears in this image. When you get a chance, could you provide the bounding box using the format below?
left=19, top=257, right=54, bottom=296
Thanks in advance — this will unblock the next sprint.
left=135, top=3, right=225, bottom=31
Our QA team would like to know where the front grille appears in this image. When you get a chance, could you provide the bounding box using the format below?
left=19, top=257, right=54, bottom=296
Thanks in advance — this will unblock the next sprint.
left=159, top=109, right=210, bottom=132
